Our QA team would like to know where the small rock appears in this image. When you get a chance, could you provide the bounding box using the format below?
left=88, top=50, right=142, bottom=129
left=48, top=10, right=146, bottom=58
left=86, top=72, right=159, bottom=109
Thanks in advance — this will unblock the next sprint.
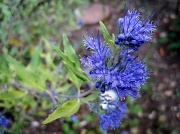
left=82, top=3, right=111, bottom=25
left=157, top=83, right=165, bottom=91
left=160, top=32, right=167, bottom=38
left=171, top=106, right=178, bottom=111
left=163, top=77, right=169, bottom=83
left=164, top=90, right=173, bottom=97
left=163, top=17, right=170, bottom=24
left=176, top=112, right=180, bottom=120
left=148, top=111, right=157, bottom=119
left=159, top=115, right=166, bottom=123
left=130, top=128, right=138, bottom=134
left=80, top=120, right=88, bottom=127
left=160, top=105, right=166, bottom=111
left=169, top=81, right=177, bottom=88
left=170, top=14, right=176, bottom=19
left=31, top=121, right=40, bottom=128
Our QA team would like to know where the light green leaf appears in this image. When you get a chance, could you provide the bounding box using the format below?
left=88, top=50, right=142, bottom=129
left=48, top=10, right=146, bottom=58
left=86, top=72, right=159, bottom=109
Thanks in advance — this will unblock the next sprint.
left=53, top=46, right=90, bottom=88
left=28, top=44, right=42, bottom=70
left=66, top=66, right=82, bottom=89
left=41, top=37, right=52, bottom=50
left=63, top=34, right=80, bottom=69
left=53, top=45, right=76, bottom=67
left=64, top=62, right=90, bottom=82
left=99, top=21, right=112, bottom=43
left=6, top=55, right=46, bottom=91
left=55, top=83, right=71, bottom=93
left=99, top=21, right=115, bottom=53
left=43, top=99, right=81, bottom=124
left=81, top=93, right=99, bottom=103
left=0, top=90, right=27, bottom=100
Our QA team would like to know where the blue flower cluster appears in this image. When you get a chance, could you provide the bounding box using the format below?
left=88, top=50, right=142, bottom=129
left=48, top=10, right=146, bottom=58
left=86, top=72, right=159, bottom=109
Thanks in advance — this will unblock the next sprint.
left=0, top=114, right=10, bottom=133
left=81, top=6, right=156, bottom=132
left=115, top=10, right=156, bottom=50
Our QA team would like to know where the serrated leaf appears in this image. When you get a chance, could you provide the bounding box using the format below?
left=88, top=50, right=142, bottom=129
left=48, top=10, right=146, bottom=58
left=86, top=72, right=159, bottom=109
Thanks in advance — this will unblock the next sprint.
left=43, top=99, right=80, bottom=124
left=6, top=55, right=46, bottom=91
left=0, top=90, right=27, bottom=100
left=63, top=34, right=80, bottom=68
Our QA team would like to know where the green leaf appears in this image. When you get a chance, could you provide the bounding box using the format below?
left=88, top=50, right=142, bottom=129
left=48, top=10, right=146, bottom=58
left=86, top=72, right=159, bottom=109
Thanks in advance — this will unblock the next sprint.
left=28, top=44, right=42, bottom=70
left=0, top=90, right=27, bottom=100
left=81, top=93, right=99, bottom=102
left=129, top=104, right=143, bottom=114
left=167, top=41, right=180, bottom=51
left=6, top=55, right=46, bottom=91
left=53, top=46, right=90, bottom=88
left=65, top=62, right=90, bottom=82
left=53, top=45, right=76, bottom=67
left=62, top=34, right=80, bottom=68
left=99, top=21, right=111, bottom=43
left=66, top=66, right=82, bottom=89
left=55, top=83, right=71, bottom=93
left=99, top=21, right=115, bottom=53
left=159, top=37, right=168, bottom=44
left=43, top=99, right=81, bottom=124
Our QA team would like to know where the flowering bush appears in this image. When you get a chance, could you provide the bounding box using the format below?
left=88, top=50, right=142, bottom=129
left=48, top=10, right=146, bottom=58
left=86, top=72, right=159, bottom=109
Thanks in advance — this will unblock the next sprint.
left=79, top=7, right=156, bottom=131
left=42, top=5, right=156, bottom=132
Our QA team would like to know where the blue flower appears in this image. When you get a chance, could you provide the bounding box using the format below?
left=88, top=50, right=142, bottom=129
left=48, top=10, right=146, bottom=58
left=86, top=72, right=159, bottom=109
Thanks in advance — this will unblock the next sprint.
left=81, top=32, right=148, bottom=100
left=70, top=114, right=77, bottom=122
left=81, top=3, right=156, bottom=131
left=99, top=100, right=127, bottom=131
left=0, top=113, right=10, bottom=133
left=115, top=10, right=156, bottom=50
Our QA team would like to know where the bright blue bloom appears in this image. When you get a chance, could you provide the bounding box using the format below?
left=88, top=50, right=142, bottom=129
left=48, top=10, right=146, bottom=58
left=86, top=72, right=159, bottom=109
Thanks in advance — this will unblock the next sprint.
left=81, top=32, right=148, bottom=100
left=115, top=10, right=156, bottom=50
left=0, top=114, right=10, bottom=133
left=81, top=3, right=156, bottom=131
left=81, top=31, right=149, bottom=131
left=99, top=101, right=127, bottom=131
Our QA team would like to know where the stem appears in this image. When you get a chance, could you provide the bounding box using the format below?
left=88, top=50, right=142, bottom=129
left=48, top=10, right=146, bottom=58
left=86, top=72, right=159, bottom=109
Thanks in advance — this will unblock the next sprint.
left=7, top=81, right=95, bottom=100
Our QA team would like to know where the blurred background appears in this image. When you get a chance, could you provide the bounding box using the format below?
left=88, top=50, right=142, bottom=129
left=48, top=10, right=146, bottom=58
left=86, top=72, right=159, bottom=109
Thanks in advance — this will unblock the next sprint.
left=0, top=0, right=179, bottom=134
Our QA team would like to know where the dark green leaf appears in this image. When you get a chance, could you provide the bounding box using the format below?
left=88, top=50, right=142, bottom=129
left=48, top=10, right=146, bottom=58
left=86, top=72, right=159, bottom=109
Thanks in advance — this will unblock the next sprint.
left=167, top=41, right=180, bottom=51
